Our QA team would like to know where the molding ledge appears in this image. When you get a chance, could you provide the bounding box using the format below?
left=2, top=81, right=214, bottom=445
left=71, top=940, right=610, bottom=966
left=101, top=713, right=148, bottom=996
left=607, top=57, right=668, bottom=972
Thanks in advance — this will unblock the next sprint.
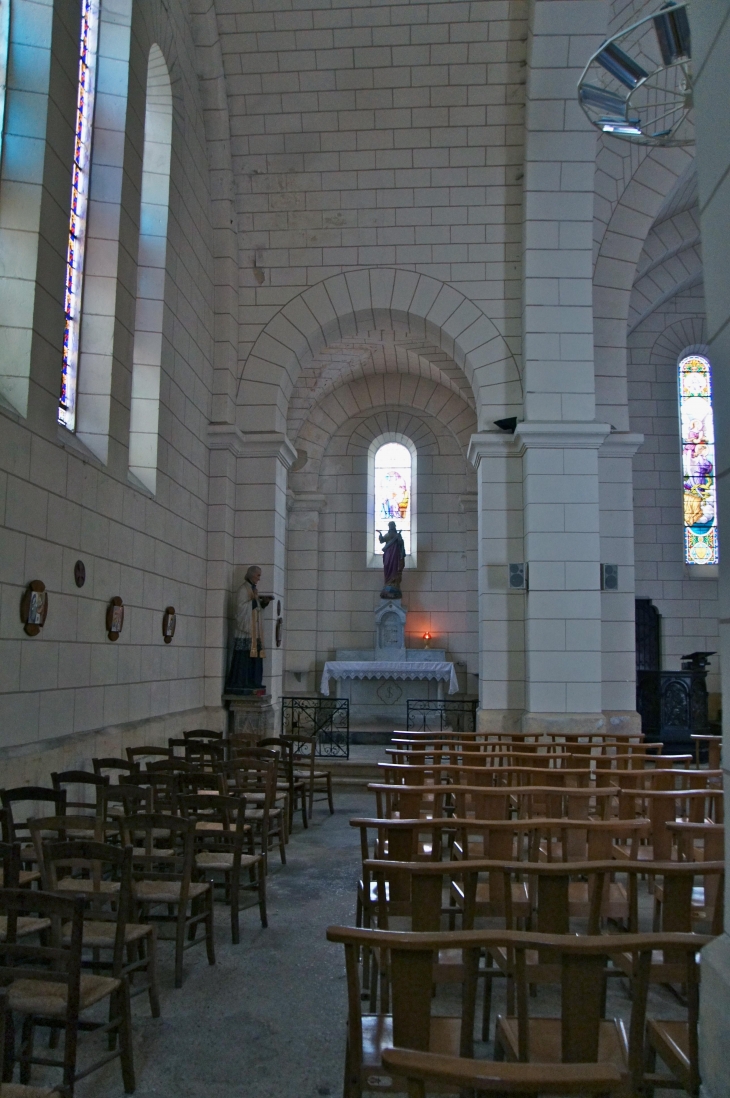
left=467, top=431, right=518, bottom=467
left=207, top=425, right=297, bottom=468
left=515, top=422, right=611, bottom=451
left=288, top=491, right=328, bottom=513
left=599, top=431, right=644, bottom=457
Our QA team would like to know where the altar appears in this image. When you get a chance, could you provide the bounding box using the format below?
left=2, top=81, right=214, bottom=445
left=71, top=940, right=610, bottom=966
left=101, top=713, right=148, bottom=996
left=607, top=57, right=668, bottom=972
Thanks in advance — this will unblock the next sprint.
left=319, top=601, right=460, bottom=729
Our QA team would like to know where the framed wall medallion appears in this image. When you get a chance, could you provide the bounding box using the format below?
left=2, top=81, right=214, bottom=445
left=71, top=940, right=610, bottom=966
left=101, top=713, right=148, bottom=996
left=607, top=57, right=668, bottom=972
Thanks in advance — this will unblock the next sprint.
left=74, top=560, right=86, bottom=587
left=162, top=606, right=176, bottom=643
left=106, top=596, right=124, bottom=641
left=275, top=616, right=283, bottom=647
left=20, top=581, right=48, bottom=636
left=277, top=599, right=281, bottom=616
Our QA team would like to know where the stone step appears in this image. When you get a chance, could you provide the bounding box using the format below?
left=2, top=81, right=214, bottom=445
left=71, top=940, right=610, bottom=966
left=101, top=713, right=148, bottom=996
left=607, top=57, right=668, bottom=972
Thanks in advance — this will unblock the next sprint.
left=323, top=755, right=382, bottom=787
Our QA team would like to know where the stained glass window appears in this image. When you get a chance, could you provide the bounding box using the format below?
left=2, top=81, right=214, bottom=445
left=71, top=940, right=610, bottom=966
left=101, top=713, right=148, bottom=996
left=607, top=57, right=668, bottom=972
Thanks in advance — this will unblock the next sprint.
left=58, top=0, right=101, bottom=431
left=374, top=442, right=412, bottom=556
left=679, top=354, right=719, bottom=565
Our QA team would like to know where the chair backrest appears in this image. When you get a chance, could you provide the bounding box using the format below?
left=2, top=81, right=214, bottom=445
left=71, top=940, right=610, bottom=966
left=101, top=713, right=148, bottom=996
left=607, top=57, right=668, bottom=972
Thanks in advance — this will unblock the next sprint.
left=364, top=858, right=479, bottom=930
left=43, top=840, right=133, bottom=970
left=178, top=793, right=247, bottom=850
left=28, top=815, right=105, bottom=877
left=1, top=787, right=67, bottom=845
left=92, top=756, right=140, bottom=780
left=350, top=818, right=448, bottom=867
left=0, top=886, right=85, bottom=1008
left=183, top=729, right=224, bottom=742
left=51, top=770, right=109, bottom=816
left=104, top=781, right=153, bottom=819
left=120, top=813, right=196, bottom=895
left=126, top=745, right=172, bottom=765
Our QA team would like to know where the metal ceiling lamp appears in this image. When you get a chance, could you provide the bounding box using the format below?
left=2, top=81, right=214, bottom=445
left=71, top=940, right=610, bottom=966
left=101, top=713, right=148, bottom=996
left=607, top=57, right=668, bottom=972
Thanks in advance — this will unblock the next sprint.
left=577, top=1, right=693, bottom=146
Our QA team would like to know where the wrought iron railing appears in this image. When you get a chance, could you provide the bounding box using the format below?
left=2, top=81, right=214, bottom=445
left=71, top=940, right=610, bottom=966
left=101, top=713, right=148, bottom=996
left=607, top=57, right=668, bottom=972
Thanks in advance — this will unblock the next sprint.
left=281, top=697, right=350, bottom=758
left=406, top=699, right=478, bottom=734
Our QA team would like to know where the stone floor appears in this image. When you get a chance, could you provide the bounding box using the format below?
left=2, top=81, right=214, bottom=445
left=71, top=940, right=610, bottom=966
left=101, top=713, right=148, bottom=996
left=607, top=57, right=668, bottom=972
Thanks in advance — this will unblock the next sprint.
left=25, top=785, right=685, bottom=1098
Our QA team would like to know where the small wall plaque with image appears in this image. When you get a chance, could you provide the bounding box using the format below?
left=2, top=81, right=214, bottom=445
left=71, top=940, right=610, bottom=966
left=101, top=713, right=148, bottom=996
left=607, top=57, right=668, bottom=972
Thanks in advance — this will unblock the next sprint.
left=106, top=597, right=124, bottom=641
left=162, top=606, right=176, bottom=643
left=20, top=581, right=48, bottom=636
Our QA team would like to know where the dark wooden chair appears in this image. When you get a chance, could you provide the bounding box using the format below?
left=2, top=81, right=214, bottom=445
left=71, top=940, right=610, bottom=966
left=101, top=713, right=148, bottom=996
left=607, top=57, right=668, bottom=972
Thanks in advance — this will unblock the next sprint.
left=125, top=746, right=171, bottom=767
left=42, top=840, right=160, bottom=1020
left=0, top=844, right=49, bottom=943
left=381, top=1047, right=623, bottom=1098
left=258, top=737, right=308, bottom=830
left=223, top=760, right=286, bottom=871
left=1, top=790, right=67, bottom=867
left=50, top=772, right=109, bottom=819
left=183, top=729, right=224, bottom=742
left=0, top=888, right=135, bottom=1094
left=120, top=813, right=215, bottom=988
left=91, top=758, right=140, bottom=781
left=179, top=793, right=267, bottom=941
left=0, top=986, right=64, bottom=1097
left=287, top=733, right=334, bottom=820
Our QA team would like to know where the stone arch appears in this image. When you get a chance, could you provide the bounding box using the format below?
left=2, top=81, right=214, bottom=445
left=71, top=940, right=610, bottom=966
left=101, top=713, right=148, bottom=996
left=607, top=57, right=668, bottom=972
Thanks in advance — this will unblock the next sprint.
left=593, top=146, right=695, bottom=429
left=290, top=376, right=476, bottom=490
left=237, top=269, right=522, bottom=432
left=650, top=320, right=707, bottom=366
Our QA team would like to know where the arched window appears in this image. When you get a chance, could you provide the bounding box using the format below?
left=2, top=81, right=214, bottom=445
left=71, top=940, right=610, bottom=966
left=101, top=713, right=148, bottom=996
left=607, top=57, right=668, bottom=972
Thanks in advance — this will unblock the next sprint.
left=678, top=352, right=718, bottom=565
left=128, top=45, right=172, bottom=495
left=58, top=0, right=101, bottom=431
left=368, top=435, right=417, bottom=566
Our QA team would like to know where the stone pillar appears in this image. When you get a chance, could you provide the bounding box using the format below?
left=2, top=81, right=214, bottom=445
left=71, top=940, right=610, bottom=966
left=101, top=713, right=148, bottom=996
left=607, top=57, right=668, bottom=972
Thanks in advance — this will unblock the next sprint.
left=599, top=432, right=644, bottom=733
left=692, top=6, right=730, bottom=1096
left=517, top=422, right=608, bottom=732
left=208, top=428, right=295, bottom=717
left=285, top=491, right=327, bottom=694
left=468, top=433, right=525, bottom=732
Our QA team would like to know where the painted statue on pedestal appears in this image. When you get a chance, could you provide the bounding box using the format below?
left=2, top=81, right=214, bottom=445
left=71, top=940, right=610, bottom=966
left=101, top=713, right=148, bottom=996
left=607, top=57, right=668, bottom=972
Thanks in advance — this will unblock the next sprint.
left=378, top=521, right=406, bottom=599
left=225, top=566, right=273, bottom=694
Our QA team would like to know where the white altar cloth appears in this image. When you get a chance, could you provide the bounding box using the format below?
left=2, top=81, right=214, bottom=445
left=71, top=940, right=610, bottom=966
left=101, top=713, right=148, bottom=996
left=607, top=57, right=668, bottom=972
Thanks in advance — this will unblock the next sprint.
left=320, top=660, right=459, bottom=697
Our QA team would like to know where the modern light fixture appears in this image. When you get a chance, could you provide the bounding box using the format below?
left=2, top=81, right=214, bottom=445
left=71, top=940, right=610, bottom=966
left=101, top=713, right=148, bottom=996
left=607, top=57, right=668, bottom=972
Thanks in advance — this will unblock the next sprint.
left=578, top=1, right=693, bottom=147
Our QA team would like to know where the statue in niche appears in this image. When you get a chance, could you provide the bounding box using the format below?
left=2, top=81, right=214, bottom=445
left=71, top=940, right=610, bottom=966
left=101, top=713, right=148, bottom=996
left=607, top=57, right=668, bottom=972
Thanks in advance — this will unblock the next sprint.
left=378, top=521, right=406, bottom=600
left=225, top=566, right=273, bottom=695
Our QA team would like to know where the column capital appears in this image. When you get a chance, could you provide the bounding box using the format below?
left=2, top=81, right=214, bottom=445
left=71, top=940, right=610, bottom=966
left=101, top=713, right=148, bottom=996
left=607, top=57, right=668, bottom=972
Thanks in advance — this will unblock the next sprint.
left=467, top=431, right=518, bottom=468
left=207, top=425, right=297, bottom=468
left=515, top=421, right=611, bottom=452
left=599, top=431, right=644, bottom=458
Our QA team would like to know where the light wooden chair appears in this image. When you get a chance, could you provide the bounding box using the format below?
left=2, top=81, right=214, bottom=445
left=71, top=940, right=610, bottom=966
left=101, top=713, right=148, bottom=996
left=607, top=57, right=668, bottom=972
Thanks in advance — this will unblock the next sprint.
left=120, top=813, right=215, bottom=988
left=0, top=888, right=135, bottom=1095
left=381, top=1047, right=623, bottom=1098
left=179, top=793, right=267, bottom=941
left=42, top=840, right=160, bottom=1020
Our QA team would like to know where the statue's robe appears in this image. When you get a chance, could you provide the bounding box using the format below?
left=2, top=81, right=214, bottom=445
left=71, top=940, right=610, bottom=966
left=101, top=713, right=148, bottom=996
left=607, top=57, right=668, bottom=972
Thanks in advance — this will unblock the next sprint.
left=225, top=580, right=266, bottom=693
left=383, top=534, right=406, bottom=586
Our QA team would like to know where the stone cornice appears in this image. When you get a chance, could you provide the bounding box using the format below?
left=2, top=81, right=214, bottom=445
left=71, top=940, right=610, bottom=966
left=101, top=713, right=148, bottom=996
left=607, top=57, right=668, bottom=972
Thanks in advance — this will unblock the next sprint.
left=599, top=431, right=645, bottom=457
left=514, top=421, right=611, bottom=452
left=207, top=425, right=297, bottom=468
left=467, top=432, right=518, bottom=468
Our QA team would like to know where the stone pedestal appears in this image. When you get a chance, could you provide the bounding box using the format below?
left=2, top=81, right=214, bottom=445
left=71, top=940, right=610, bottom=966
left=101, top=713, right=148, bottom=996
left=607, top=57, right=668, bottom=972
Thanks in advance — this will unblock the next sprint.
left=223, top=694, right=275, bottom=739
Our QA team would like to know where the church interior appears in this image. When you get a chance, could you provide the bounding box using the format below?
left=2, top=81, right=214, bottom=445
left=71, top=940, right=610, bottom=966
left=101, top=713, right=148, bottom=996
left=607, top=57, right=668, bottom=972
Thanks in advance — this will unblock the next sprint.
left=0, top=0, right=729, bottom=1095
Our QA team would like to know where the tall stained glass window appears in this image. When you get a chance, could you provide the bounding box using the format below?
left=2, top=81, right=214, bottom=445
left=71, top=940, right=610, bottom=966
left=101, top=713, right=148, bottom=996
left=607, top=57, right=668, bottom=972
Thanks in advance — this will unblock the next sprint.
left=58, top=0, right=101, bottom=431
left=679, top=353, right=719, bottom=565
left=373, top=442, right=412, bottom=556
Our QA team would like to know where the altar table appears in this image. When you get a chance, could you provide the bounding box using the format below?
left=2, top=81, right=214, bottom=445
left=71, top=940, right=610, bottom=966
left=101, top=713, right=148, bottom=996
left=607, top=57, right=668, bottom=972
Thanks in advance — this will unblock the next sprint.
left=320, top=659, right=459, bottom=697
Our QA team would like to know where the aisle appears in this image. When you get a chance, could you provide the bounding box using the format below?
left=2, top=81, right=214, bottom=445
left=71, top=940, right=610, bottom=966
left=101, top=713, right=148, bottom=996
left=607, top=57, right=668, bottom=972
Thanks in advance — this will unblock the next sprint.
left=81, top=791, right=372, bottom=1098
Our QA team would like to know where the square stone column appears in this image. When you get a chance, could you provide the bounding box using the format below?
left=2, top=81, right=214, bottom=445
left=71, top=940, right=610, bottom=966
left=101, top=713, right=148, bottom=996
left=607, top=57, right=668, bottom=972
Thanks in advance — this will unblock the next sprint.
left=285, top=492, right=327, bottom=694
left=208, top=427, right=296, bottom=713
left=468, top=432, right=525, bottom=732
left=516, top=421, right=609, bottom=733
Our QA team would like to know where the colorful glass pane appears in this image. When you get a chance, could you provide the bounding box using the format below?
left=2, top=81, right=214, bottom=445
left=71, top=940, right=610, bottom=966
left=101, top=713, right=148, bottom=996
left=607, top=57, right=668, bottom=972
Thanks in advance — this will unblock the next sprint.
left=58, top=0, right=101, bottom=431
left=374, top=442, right=412, bottom=556
left=679, top=354, right=719, bottom=565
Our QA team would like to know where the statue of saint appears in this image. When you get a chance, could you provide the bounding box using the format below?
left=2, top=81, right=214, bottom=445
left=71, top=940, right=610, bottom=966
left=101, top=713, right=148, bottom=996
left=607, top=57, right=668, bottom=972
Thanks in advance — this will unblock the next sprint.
left=225, top=566, right=273, bottom=694
left=378, top=521, right=406, bottom=599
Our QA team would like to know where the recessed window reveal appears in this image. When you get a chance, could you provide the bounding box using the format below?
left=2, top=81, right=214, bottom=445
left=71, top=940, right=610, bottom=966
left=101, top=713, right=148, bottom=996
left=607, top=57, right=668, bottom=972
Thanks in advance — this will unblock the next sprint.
left=58, top=0, right=101, bottom=432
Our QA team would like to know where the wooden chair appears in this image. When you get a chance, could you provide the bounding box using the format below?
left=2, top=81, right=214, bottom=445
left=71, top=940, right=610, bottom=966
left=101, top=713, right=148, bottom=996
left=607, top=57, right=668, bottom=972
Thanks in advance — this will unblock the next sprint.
left=0, top=820, right=39, bottom=890
left=179, top=793, right=267, bottom=941
left=28, top=819, right=109, bottom=889
left=125, top=746, right=171, bottom=767
left=381, top=1047, right=623, bottom=1098
left=258, top=737, right=308, bottom=830
left=288, top=734, right=334, bottom=819
left=42, top=840, right=160, bottom=1020
left=1, top=790, right=67, bottom=867
left=223, top=760, right=286, bottom=870
left=0, top=888, right=135, bottom=1095
left=50, top=773, right=108, bottom=819
left=0, top=845, right=49, bottom=944
left=183, top=729, right=224, bottom=742
left=91, top=758, right=140, bottom=782
left=120, top=813, right=215, bottom=988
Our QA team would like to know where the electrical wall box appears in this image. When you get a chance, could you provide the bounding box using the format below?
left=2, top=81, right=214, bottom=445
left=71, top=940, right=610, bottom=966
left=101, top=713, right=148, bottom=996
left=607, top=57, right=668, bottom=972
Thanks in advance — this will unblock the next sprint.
left=509, top=563, right=528, bottom=590
left=601, top=564, right=619, bottom=590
